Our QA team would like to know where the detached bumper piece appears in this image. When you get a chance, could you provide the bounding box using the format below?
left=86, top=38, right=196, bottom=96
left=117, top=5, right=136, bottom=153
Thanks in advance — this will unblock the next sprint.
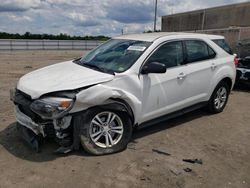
left=14, top=105, right=45, bottom=136
left=16, top=123, right=42, bottom=153
left=14, top=105, right=48, bottom=152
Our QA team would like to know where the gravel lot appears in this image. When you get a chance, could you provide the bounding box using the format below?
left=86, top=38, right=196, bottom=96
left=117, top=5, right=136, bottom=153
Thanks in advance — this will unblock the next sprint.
left=0, top=50, right=250, bottom=188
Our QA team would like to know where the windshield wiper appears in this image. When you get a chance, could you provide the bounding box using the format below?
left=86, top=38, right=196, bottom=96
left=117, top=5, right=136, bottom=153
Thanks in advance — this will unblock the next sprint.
left=73, top=59, right=114, bottom=75
left=73, top=58, right=82, bottom=64
left=83, top=63, right=103, bottom=71
left=83, top=63, right=114, bottom=75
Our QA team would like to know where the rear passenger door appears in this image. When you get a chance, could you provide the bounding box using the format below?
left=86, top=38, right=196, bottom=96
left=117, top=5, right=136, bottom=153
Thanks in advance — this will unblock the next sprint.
left=184, top=40, right=217, bottom=106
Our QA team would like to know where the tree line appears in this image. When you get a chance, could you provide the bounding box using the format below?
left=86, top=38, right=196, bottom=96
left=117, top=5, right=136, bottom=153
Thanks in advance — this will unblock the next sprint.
left=0, top=32, right=110, bottom=41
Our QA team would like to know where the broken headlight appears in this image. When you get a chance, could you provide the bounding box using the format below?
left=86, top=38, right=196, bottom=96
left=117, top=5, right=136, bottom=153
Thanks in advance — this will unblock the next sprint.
left=30, top=97, right=74, bottom=119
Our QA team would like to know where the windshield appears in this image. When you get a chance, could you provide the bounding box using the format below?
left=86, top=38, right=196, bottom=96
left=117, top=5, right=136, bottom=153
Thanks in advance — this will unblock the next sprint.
left=77, top=39, right=151, bottom=73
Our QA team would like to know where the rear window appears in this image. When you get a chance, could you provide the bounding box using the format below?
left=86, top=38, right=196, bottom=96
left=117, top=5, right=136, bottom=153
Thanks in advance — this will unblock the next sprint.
left=212, top=39, right=233, bottom=55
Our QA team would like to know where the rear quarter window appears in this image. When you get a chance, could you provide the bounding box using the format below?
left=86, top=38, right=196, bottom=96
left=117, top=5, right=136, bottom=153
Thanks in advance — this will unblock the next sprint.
left=212, top=39, right=233, bottom=55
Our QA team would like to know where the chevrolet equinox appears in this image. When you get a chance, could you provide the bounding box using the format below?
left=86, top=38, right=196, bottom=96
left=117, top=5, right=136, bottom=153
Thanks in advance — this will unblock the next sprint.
left=11, top=32, right=236, bottom=155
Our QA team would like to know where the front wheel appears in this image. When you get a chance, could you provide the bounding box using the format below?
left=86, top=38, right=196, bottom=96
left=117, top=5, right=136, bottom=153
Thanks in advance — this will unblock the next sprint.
left=207, top=81, right=230, bottom=113
left=78, top=108, right=132, bottom=155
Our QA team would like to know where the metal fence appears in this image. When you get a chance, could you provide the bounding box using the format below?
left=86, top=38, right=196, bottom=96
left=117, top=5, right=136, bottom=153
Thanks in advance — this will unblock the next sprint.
left=0, top=39, right=105, bottom=50
left=193, top=27, right=250, bottom=50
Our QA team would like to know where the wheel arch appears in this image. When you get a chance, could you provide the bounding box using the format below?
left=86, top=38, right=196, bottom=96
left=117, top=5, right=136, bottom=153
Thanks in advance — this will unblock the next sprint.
left=97, top=98, right=135, bottom=126
left=220, top=77, right=233, bottom=91
left=208, top=76, right=233, bottom=102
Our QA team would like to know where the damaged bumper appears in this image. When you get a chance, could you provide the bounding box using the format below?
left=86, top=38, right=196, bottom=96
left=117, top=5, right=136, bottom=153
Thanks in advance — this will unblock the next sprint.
left=14, top=104, right=76, bottom=153
left=14, top=105, right=45, bottom=136
left=12, top=89, right=76, bottom=153
left=14, top=105, right=48, bottom=152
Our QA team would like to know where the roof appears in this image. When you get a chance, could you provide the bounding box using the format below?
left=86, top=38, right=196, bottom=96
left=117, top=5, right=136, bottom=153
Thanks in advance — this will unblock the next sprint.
left=113, top=32, right=224, bottom=42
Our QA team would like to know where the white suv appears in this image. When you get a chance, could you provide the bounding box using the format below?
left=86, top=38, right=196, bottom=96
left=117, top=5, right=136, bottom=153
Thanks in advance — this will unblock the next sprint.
left=12, top=32, right=236, bottom=155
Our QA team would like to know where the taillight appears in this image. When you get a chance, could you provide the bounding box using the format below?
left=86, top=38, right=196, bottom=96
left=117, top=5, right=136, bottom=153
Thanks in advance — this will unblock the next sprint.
left=234, top=57, right=239, bottom=67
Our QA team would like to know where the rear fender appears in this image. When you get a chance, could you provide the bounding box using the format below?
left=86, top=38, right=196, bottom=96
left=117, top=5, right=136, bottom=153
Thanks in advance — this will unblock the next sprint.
left=208, top=64, right=235, bottom=99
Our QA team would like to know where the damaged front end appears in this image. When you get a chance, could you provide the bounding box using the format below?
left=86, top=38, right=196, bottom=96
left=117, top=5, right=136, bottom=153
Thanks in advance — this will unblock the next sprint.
left=11, top=89, right=77, bottom=153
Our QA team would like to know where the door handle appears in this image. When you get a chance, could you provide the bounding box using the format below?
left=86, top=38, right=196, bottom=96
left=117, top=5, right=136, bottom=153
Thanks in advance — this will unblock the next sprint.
left=177, top=72, right=187, bottom=80
left=211, top=63, right=217, bottom=70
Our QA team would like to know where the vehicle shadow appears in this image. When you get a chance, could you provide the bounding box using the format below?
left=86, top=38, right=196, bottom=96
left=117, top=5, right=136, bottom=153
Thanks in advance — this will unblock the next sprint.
left=132, top=109, right=209, bottom=140
left=0, top=122, right=89, bottom=162
left=0, top=109, right=210, bottom=162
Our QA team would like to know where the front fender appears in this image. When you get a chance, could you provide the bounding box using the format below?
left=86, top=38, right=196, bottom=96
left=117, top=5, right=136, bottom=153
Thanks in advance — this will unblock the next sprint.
left=70, top=84, right=141, bottom=124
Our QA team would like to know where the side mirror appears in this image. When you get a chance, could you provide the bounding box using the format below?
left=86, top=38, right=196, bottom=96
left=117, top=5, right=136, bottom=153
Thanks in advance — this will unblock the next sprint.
left=141, top=62, right=167, bottom=74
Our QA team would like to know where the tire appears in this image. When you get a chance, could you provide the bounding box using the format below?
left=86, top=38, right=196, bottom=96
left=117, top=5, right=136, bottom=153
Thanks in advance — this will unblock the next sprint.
left=207, top=81, right=230, bottom=114
left=78, top=107, right=133, bottom=155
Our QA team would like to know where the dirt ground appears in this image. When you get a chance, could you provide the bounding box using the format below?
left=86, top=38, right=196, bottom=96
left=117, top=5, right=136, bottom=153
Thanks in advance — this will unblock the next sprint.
left=0, top=50, right=250, bottom=188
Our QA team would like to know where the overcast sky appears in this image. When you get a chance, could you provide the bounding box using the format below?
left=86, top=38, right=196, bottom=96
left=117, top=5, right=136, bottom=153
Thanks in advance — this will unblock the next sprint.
left=0, top=0, right=249, bottom=36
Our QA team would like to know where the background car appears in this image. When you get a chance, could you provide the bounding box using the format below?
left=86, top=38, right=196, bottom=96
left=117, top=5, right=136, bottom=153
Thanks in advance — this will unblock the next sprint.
left=236, top=57, right=250, bottom=86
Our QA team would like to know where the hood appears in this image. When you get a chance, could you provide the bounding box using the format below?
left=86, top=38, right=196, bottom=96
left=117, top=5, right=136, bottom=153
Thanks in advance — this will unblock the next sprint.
left=17, top=61, right=114, bottom=99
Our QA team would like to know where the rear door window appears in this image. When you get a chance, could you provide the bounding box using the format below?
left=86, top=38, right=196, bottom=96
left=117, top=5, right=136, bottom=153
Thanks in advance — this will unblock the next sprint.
left=212, top=39, right=233, bottom=55
left=185, top=40, right=216, bottom=63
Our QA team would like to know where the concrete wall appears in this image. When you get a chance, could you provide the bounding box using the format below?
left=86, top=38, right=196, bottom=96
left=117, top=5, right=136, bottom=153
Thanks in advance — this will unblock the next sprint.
left=162, top=2, right=250, bottom=32
left=161, top=2, right=250, bottom=57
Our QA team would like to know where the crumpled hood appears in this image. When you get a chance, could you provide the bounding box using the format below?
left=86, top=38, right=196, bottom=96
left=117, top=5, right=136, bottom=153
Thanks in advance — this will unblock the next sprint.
left=17, top=61, right=114, bottom=99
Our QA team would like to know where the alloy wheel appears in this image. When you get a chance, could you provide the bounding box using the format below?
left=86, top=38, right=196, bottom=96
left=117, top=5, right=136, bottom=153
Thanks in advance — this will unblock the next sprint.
left=89, top=111, right=124, bottom=148
left=214, top=86, right=227, bottom=110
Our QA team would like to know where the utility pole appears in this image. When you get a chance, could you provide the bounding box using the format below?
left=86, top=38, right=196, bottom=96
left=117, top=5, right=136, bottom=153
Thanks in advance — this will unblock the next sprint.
left=154, top=0, right=158, bottom=32
left=201, top=9, right=206, bottom=30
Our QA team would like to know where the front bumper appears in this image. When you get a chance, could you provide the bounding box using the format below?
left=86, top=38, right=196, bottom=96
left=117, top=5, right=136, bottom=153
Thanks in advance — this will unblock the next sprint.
left=236, top=68, right=250, bottom=83
left=14, top=105, right=45, bottom=136
left=11, top=89, right=77, bottom=153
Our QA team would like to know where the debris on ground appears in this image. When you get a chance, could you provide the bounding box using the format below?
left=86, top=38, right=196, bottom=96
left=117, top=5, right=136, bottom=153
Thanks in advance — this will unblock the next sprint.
left=152, top=149, right=171, bottom=156
left=140, top=176, right=151, bottom=181
left=127, top=143, right=136, bottom=150
left=170, top=168, right=182, bottom=176
left=24, top=66, right=33, bottom=69
left=183, top=159, right=203, bottom=165
left=183, top=168, right=192, bottom=172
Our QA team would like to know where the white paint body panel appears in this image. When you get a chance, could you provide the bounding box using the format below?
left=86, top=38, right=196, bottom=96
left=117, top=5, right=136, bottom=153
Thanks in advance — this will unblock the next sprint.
left=16, top=33, right=236, bottom=125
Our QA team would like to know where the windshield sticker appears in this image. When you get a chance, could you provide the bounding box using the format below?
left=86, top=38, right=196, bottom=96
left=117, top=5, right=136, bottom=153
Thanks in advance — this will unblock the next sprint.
left=127, top=46, right=146, bottom=51
left=118, top=67, right=125, bottom=71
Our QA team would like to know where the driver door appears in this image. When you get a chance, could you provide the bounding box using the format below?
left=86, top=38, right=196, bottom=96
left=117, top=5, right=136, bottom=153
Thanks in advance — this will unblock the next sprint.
left=140, top=41, right=189, bottom=123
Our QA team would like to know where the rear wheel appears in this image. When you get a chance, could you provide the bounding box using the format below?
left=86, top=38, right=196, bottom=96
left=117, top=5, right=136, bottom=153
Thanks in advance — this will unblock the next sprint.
left=208, top=81, right=230, bottom=113
left=79, top=108, right=132, bottom=155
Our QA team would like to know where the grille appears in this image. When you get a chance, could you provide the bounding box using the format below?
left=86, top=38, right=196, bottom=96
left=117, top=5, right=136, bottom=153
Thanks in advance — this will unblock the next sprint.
left=43, top=123, right=56, bottom=138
